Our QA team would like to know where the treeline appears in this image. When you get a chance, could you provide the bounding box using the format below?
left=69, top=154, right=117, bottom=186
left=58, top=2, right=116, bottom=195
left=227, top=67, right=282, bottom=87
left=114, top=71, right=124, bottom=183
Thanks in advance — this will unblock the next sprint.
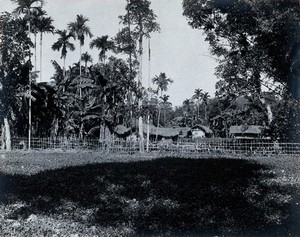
left=1, top=0, right=300, bottom=151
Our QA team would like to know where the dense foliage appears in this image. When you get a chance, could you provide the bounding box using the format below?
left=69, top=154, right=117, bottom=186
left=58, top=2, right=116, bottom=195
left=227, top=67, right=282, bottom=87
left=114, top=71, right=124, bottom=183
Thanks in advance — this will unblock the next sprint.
left=182, top=0, right=300, bottom=140
left=0, top=0, right=297, bottom=146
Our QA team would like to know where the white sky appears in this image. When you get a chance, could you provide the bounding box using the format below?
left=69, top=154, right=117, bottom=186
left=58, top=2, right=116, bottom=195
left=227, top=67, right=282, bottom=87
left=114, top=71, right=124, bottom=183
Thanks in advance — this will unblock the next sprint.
left=1, top=0, right=218, bottom=106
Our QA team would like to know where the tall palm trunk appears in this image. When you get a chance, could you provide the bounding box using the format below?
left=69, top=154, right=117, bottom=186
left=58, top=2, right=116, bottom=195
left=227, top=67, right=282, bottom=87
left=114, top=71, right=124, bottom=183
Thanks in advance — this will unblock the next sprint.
left=40, top=32, right=43, bottom=82
left=127, top=2, right=134, bottom=134
left=63, top=57, right=66, bottom=76
left=34, top=33, right=37, bottom=76
left=204, top=103, right=207, bottom=121
left=155, top=90, right=162, bottom=141
left=163, top=105, right=166, bottom=125
left=79, top=44, right=84, bottom=140
left=156, top=106, right=161, bottom=141
left=197, top=100, right=200, bottom=118
left=62, top=56, right=66, bottom=92
left=138, top=34, right=144, bottom=153
left=84, top=61, right=87, bottom=76
left=79, top=43, right=82, bottom=99
left=28, top=10, right=32, bottom=150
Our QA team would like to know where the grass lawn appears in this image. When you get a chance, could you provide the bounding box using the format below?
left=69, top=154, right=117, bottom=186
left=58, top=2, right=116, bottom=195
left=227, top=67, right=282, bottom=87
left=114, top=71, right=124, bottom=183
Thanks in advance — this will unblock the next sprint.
left=0, top=152, right=299, bottom=236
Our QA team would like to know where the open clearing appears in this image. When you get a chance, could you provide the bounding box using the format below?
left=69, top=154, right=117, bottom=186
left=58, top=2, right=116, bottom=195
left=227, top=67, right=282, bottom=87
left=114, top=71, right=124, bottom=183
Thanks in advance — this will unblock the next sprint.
left=0, top=151, right=299, bottom=236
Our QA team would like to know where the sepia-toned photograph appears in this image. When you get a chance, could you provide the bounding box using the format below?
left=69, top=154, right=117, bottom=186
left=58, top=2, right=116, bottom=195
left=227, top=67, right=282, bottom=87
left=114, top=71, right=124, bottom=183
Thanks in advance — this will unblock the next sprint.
left=0, top=0, right=300, bottom=236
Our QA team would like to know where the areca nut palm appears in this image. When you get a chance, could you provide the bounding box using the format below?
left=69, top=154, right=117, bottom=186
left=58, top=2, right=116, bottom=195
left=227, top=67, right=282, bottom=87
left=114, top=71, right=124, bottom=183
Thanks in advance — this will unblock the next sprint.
left=81, top=51, right=93, bottom=75
left=201, top=92, right=210, bottom=120
left=11, top=0, right=44, bottom=15
left=68, top=14, right=93, bottom=99
left=29, top=8, right=46, bottom=75
left=90, top=35, right=115, bottom=64
left=192, top=88, right=203, bottom=117
left=160, top=94, right=172, bottom=125
left=36, top=15, right=54, bottom=82
left=152, top=72, right=173, bottom=139
left=51, top=29, right=75, bottom=77
left=11, top=0, right=44, bottom=150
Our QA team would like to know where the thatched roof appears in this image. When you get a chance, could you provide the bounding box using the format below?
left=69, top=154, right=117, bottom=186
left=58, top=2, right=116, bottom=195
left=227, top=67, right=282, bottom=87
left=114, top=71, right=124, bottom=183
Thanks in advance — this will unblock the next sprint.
left=229, top=125, right=262, bottom=135
left=114, top=125, right=131, bottom=136
left=143, top=125, right=190, bottom=138
left=113, top=124, right=191, bottom=138
left=191, top=125, right=213, bottom=134
left=173, top=127, right=191, bottom=137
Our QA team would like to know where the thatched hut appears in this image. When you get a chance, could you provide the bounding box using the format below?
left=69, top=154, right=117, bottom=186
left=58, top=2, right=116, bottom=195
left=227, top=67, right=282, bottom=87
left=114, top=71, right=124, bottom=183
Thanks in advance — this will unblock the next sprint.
left=229, top=125, right=263, bottom=139
left=114, top=125, right=132, bottom=138
left=113, top=124, right=191, bottom=141
left=143, top=125, right=191, bottom=141
left=191, top=125, right=213, bottom=138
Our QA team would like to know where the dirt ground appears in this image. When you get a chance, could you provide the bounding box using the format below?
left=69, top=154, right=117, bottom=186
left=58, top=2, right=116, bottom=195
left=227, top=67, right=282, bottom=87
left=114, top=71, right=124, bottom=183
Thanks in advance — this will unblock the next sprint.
left=0, top=150, right=155, bottom=175
left=0, top=151, right=299, bottom=236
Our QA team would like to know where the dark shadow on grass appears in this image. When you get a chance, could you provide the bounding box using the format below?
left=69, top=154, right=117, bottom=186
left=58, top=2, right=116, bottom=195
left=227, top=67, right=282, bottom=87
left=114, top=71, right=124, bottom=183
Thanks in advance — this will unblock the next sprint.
left=0, top=157, right=298, bottom=236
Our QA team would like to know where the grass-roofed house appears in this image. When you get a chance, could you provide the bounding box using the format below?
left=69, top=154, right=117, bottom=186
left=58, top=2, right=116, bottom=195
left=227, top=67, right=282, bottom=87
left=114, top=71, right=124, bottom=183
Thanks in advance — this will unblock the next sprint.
left=114, top=125, right=132, bottom=138
left=191, top=125, right=214, bottom=138
left=143, top=125, right=191, bottom=141
left=113, top=124, right=191, bottom=141
left=229, top=125, right=264, bottom=139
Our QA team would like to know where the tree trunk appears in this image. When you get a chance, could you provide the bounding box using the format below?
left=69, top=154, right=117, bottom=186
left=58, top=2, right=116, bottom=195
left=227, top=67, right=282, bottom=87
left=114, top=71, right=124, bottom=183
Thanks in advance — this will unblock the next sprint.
left=28, top=20, right=32, bottom=150
left=34, top=33, right=37, bottom=76
left=79, top=44, right=82, bottom=99
left=79, top=44, right=83, bottom=140
left=63, top=57, right=66, bottom=77
left=85, top=62, right=87, bottom=76
left=260, top=98, right=273, bottom=125
left=40, top=33, right=43, bottom=82
left=63, top=57, right=66, bottom=92
left=163, top=105, right=166, bottom=125
left=3, top=117, right=11, bottom=151
left=156, top=89, right=161, bottom=140
left=79, top=123, right=83, bottom=140
left=1, top=124, right=5, bottom=150
left=138, top=35, right=144, bottom=153
left=146, top=113, right=150, bottom=152
left=156, top=106, right=161, bottom=141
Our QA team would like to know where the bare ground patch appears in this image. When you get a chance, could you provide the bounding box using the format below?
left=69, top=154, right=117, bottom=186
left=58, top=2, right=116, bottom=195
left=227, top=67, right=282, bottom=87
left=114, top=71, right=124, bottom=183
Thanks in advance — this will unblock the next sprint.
left=0, top=151, right=299, bottom=236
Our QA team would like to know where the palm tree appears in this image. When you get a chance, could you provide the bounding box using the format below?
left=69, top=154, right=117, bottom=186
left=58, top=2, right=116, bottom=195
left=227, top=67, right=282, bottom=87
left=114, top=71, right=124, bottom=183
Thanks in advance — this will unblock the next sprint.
left=192, top=88, right=203, bottom=118
left=11, top=0, right=44, bottom=150
left=90, top=35, right=115, bottom=64
left=30, top=8, right=46, bottom=74
left=11, top=0, right=44, bottom=15
left=51, top=29, right=75, bottom=77
left=81, top=52, right=93, bottom=75
left=36, top=15, right=54, bottom=82
left=183, top=99, right=192, bottom=126
left=152, top=73, right=173, bottom=97
left=68, top=14, right=93, bottom=98
left=152, top=72, right=173, bottom=139
left=160, top=94, right=172, bottom=125
left=201, top=92, right=210, bottom=121
left=118, top=0, right=160, bottom=153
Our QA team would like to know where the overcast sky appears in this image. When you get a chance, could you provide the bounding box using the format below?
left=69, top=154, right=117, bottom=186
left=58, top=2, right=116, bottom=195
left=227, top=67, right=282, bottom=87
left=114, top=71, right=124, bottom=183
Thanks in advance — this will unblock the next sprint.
left=1, top=0, right=218, bottom=106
